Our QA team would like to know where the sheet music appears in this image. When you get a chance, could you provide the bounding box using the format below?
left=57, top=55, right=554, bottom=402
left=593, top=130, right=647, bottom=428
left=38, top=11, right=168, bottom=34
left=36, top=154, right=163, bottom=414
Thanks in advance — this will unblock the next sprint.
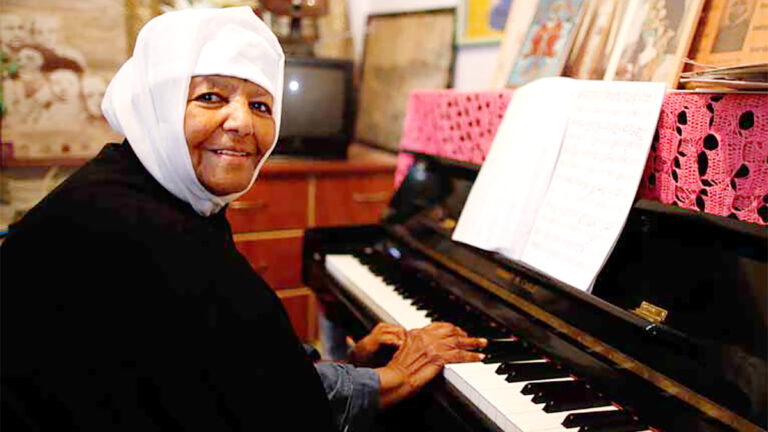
left=521, top=80, right=666, bottom=291
left=452, top=77, right=578, bottom=258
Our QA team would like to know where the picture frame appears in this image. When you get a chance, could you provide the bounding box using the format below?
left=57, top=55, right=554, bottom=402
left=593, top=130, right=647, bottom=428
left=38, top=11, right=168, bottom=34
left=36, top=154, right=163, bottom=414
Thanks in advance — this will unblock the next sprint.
left=491, top=0, right=538, bottom=88
left=603, top=0, right=706, bottom=89
left=457, top=0, right=512, bottom=46
left=354, top=9, right=456, bottom=152
left=689, top=0, right=768, bottom=68
left=505, top=0, right=586, bottom=88
left=1, top=0, right=127, bottom=160
left=564, top=0, right=628, bottom=79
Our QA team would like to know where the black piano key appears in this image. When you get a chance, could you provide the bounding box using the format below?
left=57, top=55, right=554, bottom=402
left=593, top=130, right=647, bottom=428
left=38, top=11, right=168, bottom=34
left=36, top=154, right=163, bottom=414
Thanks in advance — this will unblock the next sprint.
left=532, top=383, right=598, bottom=404
left=543, top=389, right=611, bottom=412
left=562, top=410, right=635, bottom=428
left=504, top=362, right=570, bottom=382
left=578, top=421, right=648, bottom=432
left=483, top=350, right=541, bottom=364
left=521, top=379, right=586, bottom=395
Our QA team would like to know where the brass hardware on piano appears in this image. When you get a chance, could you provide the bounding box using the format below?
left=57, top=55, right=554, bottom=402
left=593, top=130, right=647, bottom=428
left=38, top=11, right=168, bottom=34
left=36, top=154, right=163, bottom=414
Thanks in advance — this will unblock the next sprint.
left=631, top=301, right=668, bottom=324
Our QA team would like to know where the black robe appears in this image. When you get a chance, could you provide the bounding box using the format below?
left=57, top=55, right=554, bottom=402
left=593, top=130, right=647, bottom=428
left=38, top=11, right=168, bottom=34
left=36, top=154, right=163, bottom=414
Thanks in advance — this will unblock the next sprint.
left=1, top=142, right=336, bottom=431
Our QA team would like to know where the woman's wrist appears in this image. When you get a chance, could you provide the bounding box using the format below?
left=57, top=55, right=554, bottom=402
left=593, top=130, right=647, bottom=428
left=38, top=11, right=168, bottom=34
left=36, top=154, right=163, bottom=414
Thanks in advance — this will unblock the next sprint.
left=374, top=365, right=411, bottom=409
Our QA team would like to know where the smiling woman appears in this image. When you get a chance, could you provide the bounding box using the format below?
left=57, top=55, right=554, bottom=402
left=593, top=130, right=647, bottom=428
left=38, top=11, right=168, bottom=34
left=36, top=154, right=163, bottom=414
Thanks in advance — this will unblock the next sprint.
left=1, top=7, right=486, bottom=432
left=184, top=75, right=276, bottom=195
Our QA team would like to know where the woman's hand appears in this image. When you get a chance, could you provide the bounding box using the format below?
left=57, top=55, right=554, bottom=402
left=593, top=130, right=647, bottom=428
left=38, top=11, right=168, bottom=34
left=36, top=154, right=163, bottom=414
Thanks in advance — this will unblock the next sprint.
left=350, top=323, right=407, bottom=366
left=375, top=322, right=487, bottom=409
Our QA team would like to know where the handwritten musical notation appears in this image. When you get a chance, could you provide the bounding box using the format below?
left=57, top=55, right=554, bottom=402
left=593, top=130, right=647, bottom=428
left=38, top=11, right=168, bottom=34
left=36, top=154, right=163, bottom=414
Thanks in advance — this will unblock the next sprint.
left=454, top=77, right=666, bottom=292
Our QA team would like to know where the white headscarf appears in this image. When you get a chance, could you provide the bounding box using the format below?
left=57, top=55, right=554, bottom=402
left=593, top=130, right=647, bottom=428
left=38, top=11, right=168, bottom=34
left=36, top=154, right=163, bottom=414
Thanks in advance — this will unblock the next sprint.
left=101, top=7, right=284, bottom=216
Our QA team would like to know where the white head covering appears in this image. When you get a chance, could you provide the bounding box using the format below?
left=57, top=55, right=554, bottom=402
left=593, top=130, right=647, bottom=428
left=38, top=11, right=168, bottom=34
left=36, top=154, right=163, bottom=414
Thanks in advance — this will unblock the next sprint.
left=101, top=7, right=284, bottom=216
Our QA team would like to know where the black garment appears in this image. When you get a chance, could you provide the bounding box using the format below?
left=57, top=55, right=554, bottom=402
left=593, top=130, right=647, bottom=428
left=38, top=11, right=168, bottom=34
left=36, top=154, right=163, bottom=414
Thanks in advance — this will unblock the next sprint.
left=1, top=142, right=336, bottom=432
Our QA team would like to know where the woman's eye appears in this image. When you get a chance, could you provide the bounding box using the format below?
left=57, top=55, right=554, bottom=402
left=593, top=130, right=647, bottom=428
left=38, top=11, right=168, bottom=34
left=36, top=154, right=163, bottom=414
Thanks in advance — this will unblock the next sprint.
left=196, top=92, right=223, bottom=103
left=251, top=102, right=272, bottom=115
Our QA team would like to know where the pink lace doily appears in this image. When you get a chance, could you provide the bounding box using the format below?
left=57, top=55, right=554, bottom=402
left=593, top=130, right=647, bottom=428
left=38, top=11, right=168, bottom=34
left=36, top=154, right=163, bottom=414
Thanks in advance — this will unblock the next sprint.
left=396, top=90, right=767, bottom=225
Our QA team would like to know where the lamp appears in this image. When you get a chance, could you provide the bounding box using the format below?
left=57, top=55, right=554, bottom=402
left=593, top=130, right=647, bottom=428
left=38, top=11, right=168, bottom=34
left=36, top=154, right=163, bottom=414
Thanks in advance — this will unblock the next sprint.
left=262, top=0, right=328, bottom=56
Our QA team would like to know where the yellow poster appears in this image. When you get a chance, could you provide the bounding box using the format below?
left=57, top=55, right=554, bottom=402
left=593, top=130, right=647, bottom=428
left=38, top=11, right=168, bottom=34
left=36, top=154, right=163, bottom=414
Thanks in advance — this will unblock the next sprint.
left=458, top=0, right=512, bottom=45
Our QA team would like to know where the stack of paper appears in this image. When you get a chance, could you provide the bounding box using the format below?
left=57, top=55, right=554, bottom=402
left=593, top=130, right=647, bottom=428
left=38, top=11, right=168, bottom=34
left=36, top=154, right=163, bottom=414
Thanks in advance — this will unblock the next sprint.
left=452, top=77, right=666, bottom=292
left=679, top=61, right=768, bottom=91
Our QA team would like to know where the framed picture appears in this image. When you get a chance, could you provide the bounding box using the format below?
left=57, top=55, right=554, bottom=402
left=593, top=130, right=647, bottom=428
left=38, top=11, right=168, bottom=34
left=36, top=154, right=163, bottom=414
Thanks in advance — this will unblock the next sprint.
left=603, top=0, right=706, bottom=89
left=564, top=0, right=628, bottom=79
left=1, top=0, right=128, bottom=160
left=491, top=0, right=538, bottom=88
left=690, top=0, right=768, bottom=68
left=505, top=0, right=586, bottom=88
left=457, top=0, right=513, bottom=45
left=354, top=9, right=456, bottom=152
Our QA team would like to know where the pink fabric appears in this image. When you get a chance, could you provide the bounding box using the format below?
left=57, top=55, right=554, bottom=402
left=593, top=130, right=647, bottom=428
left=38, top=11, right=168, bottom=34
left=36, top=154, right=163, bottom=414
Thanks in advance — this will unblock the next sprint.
left=396, top=90, right=768, bottom=225
left=640, top=93, right=767, bottom=225
left=396, top=90, right=515, bottom=186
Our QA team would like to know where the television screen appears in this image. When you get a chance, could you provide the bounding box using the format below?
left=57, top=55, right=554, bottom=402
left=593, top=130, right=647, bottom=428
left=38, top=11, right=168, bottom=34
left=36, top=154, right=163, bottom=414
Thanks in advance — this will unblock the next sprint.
left=275, top=57, right=354, bottom=158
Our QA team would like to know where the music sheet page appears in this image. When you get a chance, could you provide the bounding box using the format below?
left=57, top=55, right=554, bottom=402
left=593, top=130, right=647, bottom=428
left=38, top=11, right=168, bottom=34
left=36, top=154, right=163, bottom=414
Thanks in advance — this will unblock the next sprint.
left=452, top=77, right=578, bottom=258
left=521, top=80, right=666, bottom=291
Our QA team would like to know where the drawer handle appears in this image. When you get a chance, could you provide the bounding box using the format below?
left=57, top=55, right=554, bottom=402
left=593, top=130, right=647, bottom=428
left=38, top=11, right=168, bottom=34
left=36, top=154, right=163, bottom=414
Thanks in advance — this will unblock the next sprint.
left=352, top=191, right=389, bottom=203
left=230, top=200, right=268, bottom=210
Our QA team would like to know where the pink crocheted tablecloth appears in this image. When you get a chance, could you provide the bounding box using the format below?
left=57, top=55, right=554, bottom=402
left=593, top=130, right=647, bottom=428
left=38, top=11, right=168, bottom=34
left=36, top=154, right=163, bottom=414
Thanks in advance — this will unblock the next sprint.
left=396, top=90, right=768, bottom=225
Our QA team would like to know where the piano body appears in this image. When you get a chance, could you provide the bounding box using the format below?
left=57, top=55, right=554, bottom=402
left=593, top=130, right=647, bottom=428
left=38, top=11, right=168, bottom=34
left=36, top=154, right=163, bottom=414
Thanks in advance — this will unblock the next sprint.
left=303, top=153, right=767, bottom=432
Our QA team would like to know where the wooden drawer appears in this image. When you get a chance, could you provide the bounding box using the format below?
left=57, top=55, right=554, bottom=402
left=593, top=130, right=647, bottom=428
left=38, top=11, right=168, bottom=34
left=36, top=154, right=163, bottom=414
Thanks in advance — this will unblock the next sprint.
left=234, top=233, right=304, bottom=290
left=279, top=288, right=318, bottom=343
left=314, top=173, right=394, bottom=227
left=227, top=177, right=308, bottom=232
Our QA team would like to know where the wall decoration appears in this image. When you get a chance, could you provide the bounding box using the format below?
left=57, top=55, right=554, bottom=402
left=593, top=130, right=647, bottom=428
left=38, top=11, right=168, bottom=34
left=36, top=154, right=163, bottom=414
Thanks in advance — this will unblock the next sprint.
left=457, top=0, right=513, bottom=45
left=505, top=0, right=586, bottom=87
left=690, top=0, right=768, bottom=68
left=1, top=0, right=126, bottom=160
left=354, top=9, right=456, bottom=152
left=603, top=0, right=705, bottom=89
left=491, top=0, right=538, bottom=88
left=564, top=0, right=628, bottom=80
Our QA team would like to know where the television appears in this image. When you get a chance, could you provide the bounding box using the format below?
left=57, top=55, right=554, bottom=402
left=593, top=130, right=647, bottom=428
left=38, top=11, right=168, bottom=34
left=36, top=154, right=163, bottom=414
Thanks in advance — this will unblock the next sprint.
left=273, top=57, right=355, bottom=159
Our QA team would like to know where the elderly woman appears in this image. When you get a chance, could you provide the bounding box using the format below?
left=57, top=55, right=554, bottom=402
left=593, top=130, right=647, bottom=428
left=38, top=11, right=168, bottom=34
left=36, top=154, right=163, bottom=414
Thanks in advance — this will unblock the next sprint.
left=0, top=8, right=485, bottom=431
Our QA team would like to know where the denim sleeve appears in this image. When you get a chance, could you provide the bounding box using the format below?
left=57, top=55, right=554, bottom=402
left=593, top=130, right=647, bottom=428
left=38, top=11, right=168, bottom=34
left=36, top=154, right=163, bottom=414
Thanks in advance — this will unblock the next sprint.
left=314, top=362, right=380, bottom=432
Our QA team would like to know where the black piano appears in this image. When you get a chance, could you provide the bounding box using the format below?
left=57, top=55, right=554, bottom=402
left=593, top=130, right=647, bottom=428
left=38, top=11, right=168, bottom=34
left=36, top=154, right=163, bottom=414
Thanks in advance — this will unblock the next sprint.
left=303, top=153, right=767, bottom=432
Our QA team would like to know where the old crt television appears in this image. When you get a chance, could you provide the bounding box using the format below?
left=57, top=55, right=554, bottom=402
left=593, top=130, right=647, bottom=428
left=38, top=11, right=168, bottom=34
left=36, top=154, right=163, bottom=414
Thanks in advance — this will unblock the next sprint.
left=273, top=57, right=355, bottom=159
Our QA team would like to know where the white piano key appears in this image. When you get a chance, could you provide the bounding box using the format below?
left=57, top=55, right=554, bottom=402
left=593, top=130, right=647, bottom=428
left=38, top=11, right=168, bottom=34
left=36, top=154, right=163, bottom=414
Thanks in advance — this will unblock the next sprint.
left=326, top=254, right=433, bottom=330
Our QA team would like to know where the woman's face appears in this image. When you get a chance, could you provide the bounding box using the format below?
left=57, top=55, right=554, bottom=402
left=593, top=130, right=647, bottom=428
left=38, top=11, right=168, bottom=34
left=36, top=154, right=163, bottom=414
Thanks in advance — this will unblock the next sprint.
left=184, top=75, right=276, bottom=196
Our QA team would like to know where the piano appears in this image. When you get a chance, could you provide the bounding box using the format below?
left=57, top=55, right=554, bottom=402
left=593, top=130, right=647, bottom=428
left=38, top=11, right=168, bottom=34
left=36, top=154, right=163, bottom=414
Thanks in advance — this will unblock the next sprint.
left=303, top=153, right=767, bottom=432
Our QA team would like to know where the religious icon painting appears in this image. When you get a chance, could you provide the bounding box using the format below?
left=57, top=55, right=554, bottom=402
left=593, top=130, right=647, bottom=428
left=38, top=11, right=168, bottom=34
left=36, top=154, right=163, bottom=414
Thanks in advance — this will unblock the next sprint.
left=603, top=0, right=706, bottom=89
left=506, top=0, right=586, bottom=87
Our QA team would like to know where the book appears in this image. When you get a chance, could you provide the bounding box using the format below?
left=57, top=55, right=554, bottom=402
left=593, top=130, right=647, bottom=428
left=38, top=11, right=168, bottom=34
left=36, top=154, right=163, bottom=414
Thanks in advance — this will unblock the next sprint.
left=452, top=77, right=666, bottom=292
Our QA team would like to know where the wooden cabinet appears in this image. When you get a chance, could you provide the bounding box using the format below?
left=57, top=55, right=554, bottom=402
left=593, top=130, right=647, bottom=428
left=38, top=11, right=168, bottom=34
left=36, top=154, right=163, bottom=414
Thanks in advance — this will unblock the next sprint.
left=228, top=144, right=397, bottom=342
left=315, top=174, right=394, bottom=226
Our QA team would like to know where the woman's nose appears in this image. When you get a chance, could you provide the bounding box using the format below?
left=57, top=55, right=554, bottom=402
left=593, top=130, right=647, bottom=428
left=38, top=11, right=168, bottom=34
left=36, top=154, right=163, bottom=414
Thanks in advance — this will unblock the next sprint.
left=222, top=100, right=254, bottom=136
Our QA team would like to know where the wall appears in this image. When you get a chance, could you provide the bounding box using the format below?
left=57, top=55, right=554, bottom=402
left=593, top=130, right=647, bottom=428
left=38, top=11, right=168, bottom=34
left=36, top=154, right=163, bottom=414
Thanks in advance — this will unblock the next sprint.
left=347, top=0, right=501, bottom=90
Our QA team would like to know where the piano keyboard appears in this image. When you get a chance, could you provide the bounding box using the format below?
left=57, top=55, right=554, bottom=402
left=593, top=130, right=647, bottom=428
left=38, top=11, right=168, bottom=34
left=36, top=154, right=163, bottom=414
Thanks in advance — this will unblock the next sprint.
left=325, top=254, right=651, bottom=432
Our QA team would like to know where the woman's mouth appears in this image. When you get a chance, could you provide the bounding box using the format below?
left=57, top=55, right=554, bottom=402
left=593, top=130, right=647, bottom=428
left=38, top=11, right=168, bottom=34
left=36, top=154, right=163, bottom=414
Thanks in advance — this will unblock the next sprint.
left=212, top=149, right=252, bottom=157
